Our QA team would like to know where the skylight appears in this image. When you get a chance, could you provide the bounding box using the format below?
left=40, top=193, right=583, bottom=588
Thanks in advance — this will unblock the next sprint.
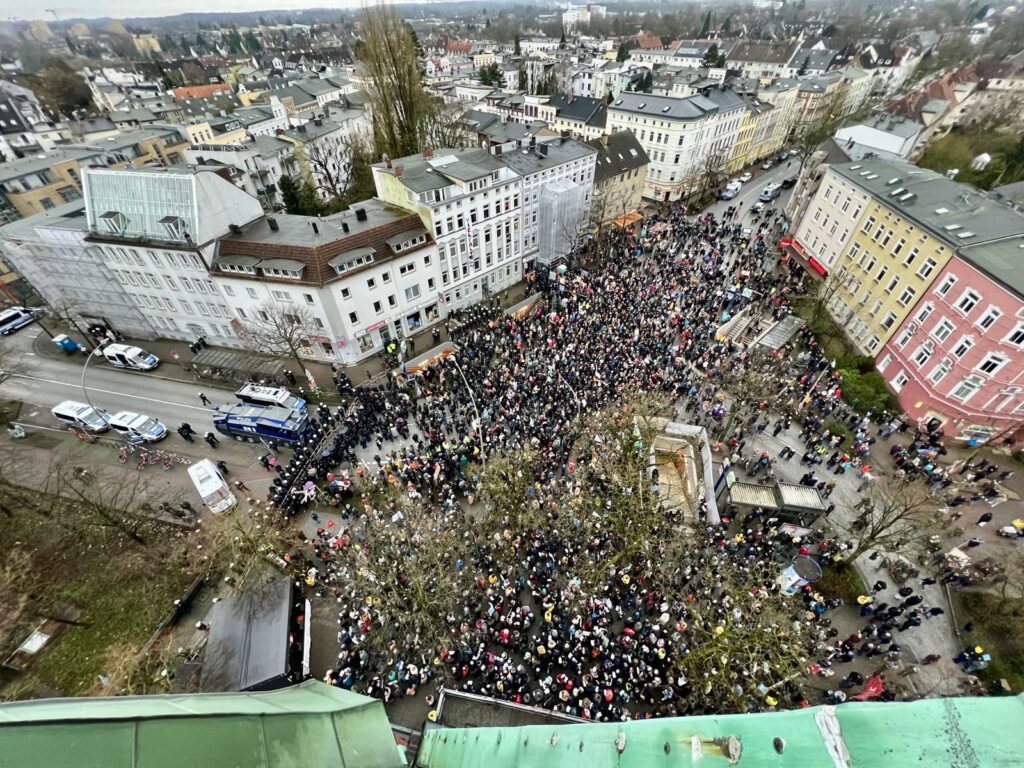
left=934, top=207, right=950, bottom=214
left=886, top=178, right=901, bottom=185
left=944, top=224, right=961, bottom=231
left=956, top=231, right=976, bottom=239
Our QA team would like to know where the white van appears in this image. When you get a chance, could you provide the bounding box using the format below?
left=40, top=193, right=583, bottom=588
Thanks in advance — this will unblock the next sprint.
left=102, top=344, right=160, bottom=371
left=235, top=383, right=306, bottom=412
left=188, top=459, right=237, bottom=513
left=107, top=411, right=168, bottom=443
left=0, top=306, right=41, bottom=336
left=51, top=401, right=110, bottom=433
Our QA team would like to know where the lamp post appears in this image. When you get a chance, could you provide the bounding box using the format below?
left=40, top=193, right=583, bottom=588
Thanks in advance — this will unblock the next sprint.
left=449, top=347, right=486, bottom=467
left=80, top=346, right=98, bottom=411
left=558, top=371, right=582, bottom=417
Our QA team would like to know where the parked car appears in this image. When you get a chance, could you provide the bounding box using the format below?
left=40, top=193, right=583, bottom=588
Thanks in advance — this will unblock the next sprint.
left=761, top=159, right=775, bottom=170
left=779, top=151, right=790, bottom=161
left=739, top=171, right=753, bottom=183
left=781, top=175, right=798, bottom=189
left=719, top=187, right=739, bottom=200
left=101, top=343, right=160, bottom=371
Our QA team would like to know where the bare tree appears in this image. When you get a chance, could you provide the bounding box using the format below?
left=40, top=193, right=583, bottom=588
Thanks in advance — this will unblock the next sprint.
left=242, top=300, right=321, bottom=371
left=421, top=99, right=471, bottom=150
left=842, top=477, right=938, bottom=561
left=792, top=91, right=846, bottom=173
left=301, top=136, right=351, bottom=201
left=807, top=265, right=859, bottom=325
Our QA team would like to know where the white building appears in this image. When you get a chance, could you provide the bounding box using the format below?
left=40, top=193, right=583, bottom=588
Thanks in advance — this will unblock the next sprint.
left=562, top=3, right=606, bottom=32
left=372, top=147, right=526, bottom=309
left=498, top=136, right=597, bottom=267
left=213, top=201, right=443, bottom=362
left=607, top=90, right=744, bottom=202
left=834, top=115, right=925, bottom=162
left=790, top=171, right=869, bottom=273
left=80, top=166, right=264, bottom=344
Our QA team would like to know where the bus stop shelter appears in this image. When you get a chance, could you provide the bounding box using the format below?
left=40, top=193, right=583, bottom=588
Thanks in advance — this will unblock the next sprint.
left=192, top=349, right=285, bottom=386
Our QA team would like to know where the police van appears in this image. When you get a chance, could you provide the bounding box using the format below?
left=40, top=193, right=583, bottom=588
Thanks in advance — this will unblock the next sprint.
left=0, top=306, right=42, bottom=336
left=107, top=411, right=168, bottom=443
left=51, top=401, right=110, bottom=433
left=102, top=344, right=160, bottom=371
left=212, top=404, right=310, bottom=446
left=188, top=459, right=237, bottom=513
left=235, top=383, right=306, bottom=413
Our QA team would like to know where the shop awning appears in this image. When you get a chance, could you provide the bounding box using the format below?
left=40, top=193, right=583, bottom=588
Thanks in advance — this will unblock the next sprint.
left=613, top=211, right=642, bottom=228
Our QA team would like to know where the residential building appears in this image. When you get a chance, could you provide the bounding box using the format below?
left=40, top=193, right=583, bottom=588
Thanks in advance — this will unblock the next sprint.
left=214, top=201, right=441, bottom=362
left=184, top=138, right=291, bottom=208
left=584, top=131, right=650, bottom=228
left=728, top=40, right=803, bottom=84
left=498, top=137, right=597, bottom=267
left=78, top=166, right=264, bottom=344
left=837, top=67, right=875, bottom=117
left=372, top=147, right=525, bottom=308
left=794, top=73, right=846, bottom=131
left=0, top=80, right=69, bottom=162
left=0, top=128, right=189, bottom=224
left=233, top=99, right=290, bottom=137
left=804, top=159, right=1024, bottom=359
left=672, top=39, right=735, bottom=69
left=834, top=115, right=925, bottom=162
left=753, top=81, right=800, bottom=158
left=279, top=116, right=364, bottom=203
left=607, top=89, right=743, bottom=202
left=727, top=106, right=758, bottom=174
left=0, top=201, right=161, bottom=339
left=963, top=60, right=1024, bottom=129
left=562, top=3, right=606, bottom=32
left=537, top=94, right=607, bottom=140
left=788, top=165, right=870, bottom=275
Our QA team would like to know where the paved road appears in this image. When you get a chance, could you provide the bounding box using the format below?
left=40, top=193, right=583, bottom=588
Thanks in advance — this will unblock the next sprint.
left=704, top=160, right=798, bottom=221
left=1, top=327, right=272, bottom=473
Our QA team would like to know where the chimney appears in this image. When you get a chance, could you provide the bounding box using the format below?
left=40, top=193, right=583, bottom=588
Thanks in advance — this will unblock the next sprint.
left=539, top=144, right=549, bottom=157
left=355, top=207, right=368, bottom=222
left=395, top=166, right=403, bottom=177
left=267, top=216, right=279, bottom=231
left=228, top=223, right=242, bottom=234
left=311, top=222, right=319, bottom=234
left=341, top=220, right=350, bottom=233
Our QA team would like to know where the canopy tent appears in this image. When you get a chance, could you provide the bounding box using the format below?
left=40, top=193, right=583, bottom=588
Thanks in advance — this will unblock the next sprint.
left=0, top=680, right=404, bottom=768
left=613, top=211, right=642, bottom=228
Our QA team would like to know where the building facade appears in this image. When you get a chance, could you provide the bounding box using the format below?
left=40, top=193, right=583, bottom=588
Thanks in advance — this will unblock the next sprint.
left=584, top=131, right=650, bottom=228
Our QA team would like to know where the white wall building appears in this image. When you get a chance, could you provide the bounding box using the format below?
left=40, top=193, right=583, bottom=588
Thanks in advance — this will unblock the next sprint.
left=791, top=170, right=869, bottom=273
left=834, top=115, right=925, bottom=162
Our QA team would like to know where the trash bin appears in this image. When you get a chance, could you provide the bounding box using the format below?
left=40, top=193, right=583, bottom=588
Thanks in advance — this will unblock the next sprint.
left=52, top=334, right=78, bottom=354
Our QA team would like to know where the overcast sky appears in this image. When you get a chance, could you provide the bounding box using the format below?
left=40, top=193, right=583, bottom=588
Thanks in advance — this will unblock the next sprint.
left=1, top=0, right=387, bottom=22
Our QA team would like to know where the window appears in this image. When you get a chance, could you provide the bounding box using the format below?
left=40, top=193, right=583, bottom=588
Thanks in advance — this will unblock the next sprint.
left=367, top=278, right=376, bottom=289
left=866, top=335, right=881, bottom=352
left=404, top=284, right=421, bottom=301
left=163, top=276, right=178, bottom=291
left=915, top=257, right=937, bottom=280
left=927, top=361, right=950, bottom=384
left=875, top=265, right=888, bottom=283
left=952, top=337, right=973, bottom=358
left=861, top=215, right=876, bottom=233
left=977, top=307, right=1001, bottom=330
left=891, top=370, right=909, bottom=392
left=891, top=237, right=906, bottom=256
left=881, top=312, right=897, bottom=330
left=382, top=271, right=391, bottom=283
left=271, top=290, right=293, bottom=302
left=399, top=263, right=416, bottom=276
left=896, top=329, right=912, bottom=348
left=222, top=284, right=234, bottom=296
left=246, top=287, right=257, bottom=299
left=936, top=275, right=956, bottom=296
left=179, top=300, right=192, bottom=313
left=885, top=276, right=899, bottom=293
left=950, top=375, right=983, bottom=402
left=877, top=353, right=892, bottom=372
left=870, top=300, right=883, bottom=315
left=348, top=311, right=359, bottom=324
left=912, top=344, right=933, bottom=368
left=340, top=287, right=351, bottom=299
left=932, top=318, right=954, bottom=342
left=915, top=303, right=934, bottom=323
left=387, top=294, right=397, bottom=307
left=897, top=286, right=916, bottom=307
left=977, top=353, right=1007, bottom=375
left=1006, top=324, right=1024, bottom=347
left=236, top=307, right=247, bottom=320
left=956, top=290, right=980, bottom=315
left=373, top=300, right=383, bottom=314
left=304, top=293, right=314, bottom=305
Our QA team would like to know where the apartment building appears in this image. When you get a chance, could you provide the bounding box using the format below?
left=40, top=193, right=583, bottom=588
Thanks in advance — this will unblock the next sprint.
left=584, top=131, right=650, bottom=228
left=607, top=89, right=743, bottom=202
left=78, top=166, right=264, bottom=344
left=0, top=128, right=189, bottom=223
left=728, top=40, right=803, bottom=84
left=750, top=81, right=800, bottom=160
left=537, top=94, right=608, bottom=140
left=372, top=147, right=525, bottom=308
left=789, top=167, right=870, bottom=275
left=804, top=160, right=1024, bottom=359
left=878, top=239, right=1024, bottom=442
left=215, top=201, right=441, bottom=362
left=498, top=137, right=597, bottom=267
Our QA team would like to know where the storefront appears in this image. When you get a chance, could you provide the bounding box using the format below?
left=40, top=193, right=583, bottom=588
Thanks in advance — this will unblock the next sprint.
left=778, top=236, right=828, bottom=279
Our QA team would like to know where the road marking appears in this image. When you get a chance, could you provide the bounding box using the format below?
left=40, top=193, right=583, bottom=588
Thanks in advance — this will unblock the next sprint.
left=6, top=373, right=213, bottom=412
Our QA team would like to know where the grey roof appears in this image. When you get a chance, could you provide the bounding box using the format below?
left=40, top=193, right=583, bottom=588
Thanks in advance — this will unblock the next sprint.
left=252, top=135, right=294, bottom=157
left=464, top=110, right=499, bottom=131
left=295, top=78, right=340, bottom=97
left=547, top=94, right=607, bottom=126
left=234, top=106, right=274, bottom=126
left=222, top=200, right=406, bottom=247
left=584, top=131, right=650, bottom=185
left=858, top=113, right=925, bottom=138
left=672, top=39, right=734, bottom=59
left=0, top=147, right=100, bottom=183
left=385, top=227, right=427, bottom=248
left=218, top=254, right=260, bottom=267
left=497, top=137, right=597, bottom=176
left=272, top=85, right=319, bottom=106
left=609, top=91, right=719, bottom=121
left=327, top=246, right=375, bottom=267
left=958, top=237, right=1024, bottom=297
left=282, top=120, right=342, bottom=142
left=378, top=148, right=506, bottom=192
left=259, top=258, right=305, bottom=271
left=729, top=39, right=803, bottom=65
left=793, top=49, right=838, bottom=71
left=696, top=86, right=748, bottom=113
left=109, top=107, right=157, bottom=123
left=831, top=157, right=1024, bottom=257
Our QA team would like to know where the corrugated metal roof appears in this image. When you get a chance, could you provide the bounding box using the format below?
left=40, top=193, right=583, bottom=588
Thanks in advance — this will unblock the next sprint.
left=778, top=482, right=826, bottom=511
left=417, top=695, right=1024, bottom=768
left=728, top=482, right=779, bottom=509
left=0, top=681, right=404, bottom=768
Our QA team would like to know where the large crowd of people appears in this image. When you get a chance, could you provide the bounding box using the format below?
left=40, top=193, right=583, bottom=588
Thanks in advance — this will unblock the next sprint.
left=261, top=197, right=982, bottom=718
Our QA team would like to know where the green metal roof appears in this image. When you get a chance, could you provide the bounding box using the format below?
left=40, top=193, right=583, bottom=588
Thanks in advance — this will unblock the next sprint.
left=416, top=695, right=1024, bottom=767
left=0, top=680, right=405, bottom=768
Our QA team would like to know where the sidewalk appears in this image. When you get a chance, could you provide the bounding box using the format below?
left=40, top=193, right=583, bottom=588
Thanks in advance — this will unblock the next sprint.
left=32, top=280, right=536, bottom=393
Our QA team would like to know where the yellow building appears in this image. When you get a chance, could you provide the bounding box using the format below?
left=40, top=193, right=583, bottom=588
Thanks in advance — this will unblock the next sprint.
left=584, top=131, right=650, bottom=230
left=472, top=51, right=496, bottom=68
left=0, top=129, right=188, bottom=222
left=746, top=97, right=781, bottom=165
left=132, top=33, right=162, bottom=56
left=726, top=107, right=756, bottom=174
left=185, top=120, right=246, bottom=147
left=803, top=160, right=986, bottom=355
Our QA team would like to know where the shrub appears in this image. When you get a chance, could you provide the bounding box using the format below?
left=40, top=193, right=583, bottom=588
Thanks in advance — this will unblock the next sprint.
left=838, top=368, right=899, bottom=414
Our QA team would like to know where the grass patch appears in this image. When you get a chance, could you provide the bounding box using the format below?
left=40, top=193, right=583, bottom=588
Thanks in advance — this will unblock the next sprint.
left=818, top=563, right=867, bottom=605
left=952, top=591, right=1024, bottom=692
left=0, top=500, right=192, bottom=698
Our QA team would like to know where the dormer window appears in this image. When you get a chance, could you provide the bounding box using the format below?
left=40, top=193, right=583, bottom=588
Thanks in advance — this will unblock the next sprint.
left=99, top=210, right=128, bottom=235
left=159, top=215, right=186, bottom=240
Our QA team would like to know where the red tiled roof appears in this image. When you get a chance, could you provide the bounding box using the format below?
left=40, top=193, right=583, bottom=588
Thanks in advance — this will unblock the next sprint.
left=171, top=83, right=233, bottom=100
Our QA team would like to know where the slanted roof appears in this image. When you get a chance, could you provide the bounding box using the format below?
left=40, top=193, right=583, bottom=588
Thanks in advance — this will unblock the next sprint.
left=584, top=131, right=650, bottom=185
left=0, top=680, right=405, bottom=768
left=777, top=482, right=825, bottom=512
left=417, top=694, right=1024, bottom=768
left=728, top=481, right=779, bottom=509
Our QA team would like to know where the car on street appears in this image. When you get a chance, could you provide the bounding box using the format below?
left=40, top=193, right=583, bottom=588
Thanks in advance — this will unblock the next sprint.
left=102, top=343, right=160, bottom=371
left=750, top=201, right=766, bottom=213
left=0, top=306, right=43, bottom=336
left=108, top=411, right=169, bottom=443
left=719, top=187, right=739, bottom=200
left=759, top=183, right=782, bottom=202
left=739, top=172, right=753, bottom=183
left=761, top=159, right=774, bottom=170
left=779, top=151, right=790, bottom=161
left=781, top=175, right=798, bottom=189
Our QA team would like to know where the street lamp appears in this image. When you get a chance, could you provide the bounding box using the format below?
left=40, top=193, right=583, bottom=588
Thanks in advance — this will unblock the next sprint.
left=558, top=371, right=582, bottom=417
left=448, top=347, right=486, bottom=467
left=80, top=347, right=99, bottom=411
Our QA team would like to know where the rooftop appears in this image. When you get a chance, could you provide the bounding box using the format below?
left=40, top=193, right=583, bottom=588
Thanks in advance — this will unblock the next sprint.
left=584, top=130, right=650, bottom=185
left=375, top=148, right=509, bottom=193
left=497, top=137, right=597, bottom=176
left=609, top=91, right=719, bottom=121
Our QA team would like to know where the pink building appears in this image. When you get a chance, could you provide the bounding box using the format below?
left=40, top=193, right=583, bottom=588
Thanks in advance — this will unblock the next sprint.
left=877, top=242, right=1024, bottom=444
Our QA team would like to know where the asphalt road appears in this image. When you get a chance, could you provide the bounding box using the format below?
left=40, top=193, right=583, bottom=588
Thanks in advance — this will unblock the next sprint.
left=704, top=159, right=799, bottom=220
left=1, top=327, right=270, bottom=471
